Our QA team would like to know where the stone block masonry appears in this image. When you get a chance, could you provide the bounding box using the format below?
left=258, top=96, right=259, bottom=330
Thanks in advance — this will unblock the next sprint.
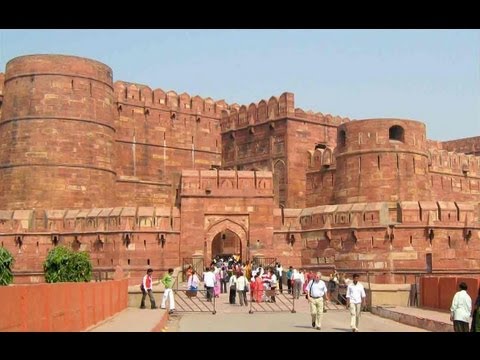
left=0, top=54, right=479, bottom=285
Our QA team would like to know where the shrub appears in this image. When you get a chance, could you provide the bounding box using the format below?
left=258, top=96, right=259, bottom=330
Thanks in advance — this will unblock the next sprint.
left=0, top=247, right=14, bottom=285
left=44, top=246, right=92, bottom=283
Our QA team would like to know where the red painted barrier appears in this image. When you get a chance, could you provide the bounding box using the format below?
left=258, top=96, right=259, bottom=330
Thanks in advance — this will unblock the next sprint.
left=421, top=276, right=480, bottom=311
left=0, top=279, right=128, bottom=332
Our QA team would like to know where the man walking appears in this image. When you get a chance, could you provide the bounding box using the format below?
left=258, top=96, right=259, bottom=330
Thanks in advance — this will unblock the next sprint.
left=160, top=268, right=176, bottom=314
left=140, top=268, right=157, bottom=309
left=305, top=272, right=328, bottom=330
left=203, top=266, right=216, bottom=302
left=346, top=273, right=366, bottom=332
left=450, top=282, right=472, bottom=332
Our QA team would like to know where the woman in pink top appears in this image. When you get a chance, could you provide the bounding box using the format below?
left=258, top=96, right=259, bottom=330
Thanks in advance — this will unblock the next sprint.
left=214, top=270, right=221, bottom=297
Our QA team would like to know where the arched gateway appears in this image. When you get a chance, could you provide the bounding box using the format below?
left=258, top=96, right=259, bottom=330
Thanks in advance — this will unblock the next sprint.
left=204, top=219, right=248, bottom=264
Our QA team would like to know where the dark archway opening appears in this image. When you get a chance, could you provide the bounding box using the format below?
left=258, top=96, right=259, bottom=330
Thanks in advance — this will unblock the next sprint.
left=211, top=229, right=242, bottom=262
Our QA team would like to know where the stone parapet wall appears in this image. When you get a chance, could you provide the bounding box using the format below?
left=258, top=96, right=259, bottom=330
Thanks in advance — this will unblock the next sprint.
left=0, top=278, right=128, bottom=332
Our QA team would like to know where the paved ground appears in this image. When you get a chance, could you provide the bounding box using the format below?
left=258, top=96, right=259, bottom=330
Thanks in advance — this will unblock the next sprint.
left=384, top=306, right=450, bottom=324
left=165, top=292, right=428, bottom=332
left=88, top=308, right=168, bottom=332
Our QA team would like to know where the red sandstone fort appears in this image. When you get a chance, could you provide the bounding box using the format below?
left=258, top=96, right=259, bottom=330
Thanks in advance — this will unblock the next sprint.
left=0, top=54, right=479, bottom=285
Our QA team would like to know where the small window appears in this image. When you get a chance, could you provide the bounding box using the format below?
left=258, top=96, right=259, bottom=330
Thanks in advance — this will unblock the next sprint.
left=338, top=130, right=346, bottom=146
left=389, top=125, right=404, bottom=142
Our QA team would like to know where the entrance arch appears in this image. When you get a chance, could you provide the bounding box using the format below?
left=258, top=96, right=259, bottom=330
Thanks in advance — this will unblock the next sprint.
left=211, top=229, right=241, bottom=260
left=205, top=219, right=248, bottom=265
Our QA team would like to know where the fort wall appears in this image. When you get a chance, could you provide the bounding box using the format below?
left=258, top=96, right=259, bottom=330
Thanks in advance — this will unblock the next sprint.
left=113, top=81, right=224, bottom=206
left=334, top=119, right=431, bottom=203
left=0, top=55, right=116, bottom=209
left=220, top=92, right=350, bottom=208
left=298, top=201, right=480, bottom=283
left=0, top=54, right=479, bottom=285
left=0, top=207, right=180, bottom=285
left=442, top=136, right=480, bottom=156
left=179, top=170, right=275, bottom=263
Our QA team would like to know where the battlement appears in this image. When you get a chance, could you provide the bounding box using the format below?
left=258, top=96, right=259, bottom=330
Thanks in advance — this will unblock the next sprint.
left=293, top=108, right=350, bottom=126
left=336, top=118, right=428, bottom=152
left=298, top=201, right=478, bottom=230
left=220, top=92, right=350, bottom=132
left=114, top=81, right=228, bottom=117
left=428, top=148, right=480, bottom=177
left=0, top=207, right=180, bottom=233
left=306, top=146, right=337, bottom=170
left=0, top=72, right=4, bottom=95
left=180, top=169, right=273, bottom=197
left=441, top=136, right=480, bottom=156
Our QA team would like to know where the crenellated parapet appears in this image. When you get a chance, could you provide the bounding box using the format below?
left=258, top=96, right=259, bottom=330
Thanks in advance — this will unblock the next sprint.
left=180, top=169, right=273, bottom=197
left=0, top=207, right=180, bottom=234
left=0, top=73, right=3, bottom=128
left=220, top=91, right=350, bottom=132
left=306, top=146, right=337, bottom=170
left=0, top=72, right=4, bottom=96
left=114, top=81, right=229, bottom=118
left=427, top=148, right=480, bottom=201
left=298, top=200, right=480, bottom=281
left=428, top=148, right=480, bottom=177
left=299, top=202, right=391, bottom=231
left=293, top=109, right=350, bottom=127
left=441, top=136, right=480, bottom=156
left=299, top=200, right=478, bottom=231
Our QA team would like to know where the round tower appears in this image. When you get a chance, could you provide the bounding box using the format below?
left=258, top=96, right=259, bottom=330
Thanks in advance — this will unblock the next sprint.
left=333, top=118, right=431, bottom=204
left=0, top=54, right=116, bottom=209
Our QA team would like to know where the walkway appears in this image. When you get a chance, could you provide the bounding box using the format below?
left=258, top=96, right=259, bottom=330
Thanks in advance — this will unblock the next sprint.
left=372, top=305, right=453, bottom=332
left=166, top=292, right=427, bottom=332
left=87, top=308, right=169, bottom=332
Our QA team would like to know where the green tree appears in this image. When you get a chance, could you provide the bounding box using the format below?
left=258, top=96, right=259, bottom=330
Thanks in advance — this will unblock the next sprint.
left=43, top=246, right=92, bottom=283
left=0, top=247, right=14, bottom=285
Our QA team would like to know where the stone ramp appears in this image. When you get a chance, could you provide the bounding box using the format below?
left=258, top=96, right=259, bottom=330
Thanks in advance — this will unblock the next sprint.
left=372, top=305, right=453, bottom=332
left=87, top=308, right=169, bottom=332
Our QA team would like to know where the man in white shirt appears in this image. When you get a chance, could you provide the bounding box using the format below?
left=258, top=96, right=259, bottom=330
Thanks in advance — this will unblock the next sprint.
left=346, top=273, right=366, bottom=332
left=450, top=282, right=472, bottom=332
left=306, top=272, right=328, bottom=330
left=292, top=269, right=302, bottom=299
left=203, top=267, right=216, bottom=302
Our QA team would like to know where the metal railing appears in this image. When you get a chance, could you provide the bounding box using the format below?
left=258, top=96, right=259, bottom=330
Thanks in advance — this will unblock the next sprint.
left=172, top=289, right=216, bottom=314
left=252, top=257, right=277, bottom=270
left=248, top=289, right=296, bottom=314
left=182, top=257, right=204, bottom=282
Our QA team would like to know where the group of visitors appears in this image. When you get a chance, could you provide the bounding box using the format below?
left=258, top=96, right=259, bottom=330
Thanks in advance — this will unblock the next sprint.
left=305, top=272, right=366, bottom=331
left=139, top=268, right=176, bottom=314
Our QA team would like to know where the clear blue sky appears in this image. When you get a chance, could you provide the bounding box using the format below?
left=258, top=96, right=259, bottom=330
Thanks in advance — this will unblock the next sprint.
left=0, top=29, right=478, bottom=141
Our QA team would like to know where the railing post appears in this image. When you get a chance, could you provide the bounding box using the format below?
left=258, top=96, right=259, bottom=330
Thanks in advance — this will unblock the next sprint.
left=212, top=291, right=216, bottom=314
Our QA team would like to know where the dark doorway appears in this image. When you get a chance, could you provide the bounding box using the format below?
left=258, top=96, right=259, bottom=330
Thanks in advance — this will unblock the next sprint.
left=426, top=253, right=433, bottom=273
left=211, top=229, right=242, bottom=261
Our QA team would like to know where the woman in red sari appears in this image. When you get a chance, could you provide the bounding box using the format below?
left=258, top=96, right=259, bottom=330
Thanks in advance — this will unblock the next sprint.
left=254, top=274, right=264, bottom=303
left=250, top=276, right=257, bottom=302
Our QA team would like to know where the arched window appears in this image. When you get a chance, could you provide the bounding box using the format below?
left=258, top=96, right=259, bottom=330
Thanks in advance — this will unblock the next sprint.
left=389, top=125, right=405, bottom=142
left=338, top=130, right=346, bottom=147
